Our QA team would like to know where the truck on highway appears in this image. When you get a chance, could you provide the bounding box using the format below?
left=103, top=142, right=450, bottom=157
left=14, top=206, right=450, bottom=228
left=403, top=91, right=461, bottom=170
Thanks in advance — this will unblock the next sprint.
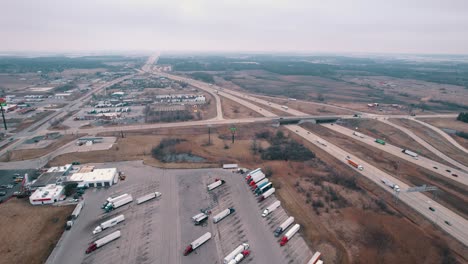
left=353, top=131, right=365, bottom=138
left=224, top=243, right=250, bottom=264
left=307, top=251, right=322, bottom=264
left=136, top=192, right=161, bottom=205
left=347, top=159, right=364, bottom=171
left=247, top=171, right=265, bottom=185
left=316, top=140, right=327, bottom=147
left=250, top=178, right=268, bottom=190
left=93, top=214, right=125, bottom=234
left=375, top=139, right=386, bottom=145
left=104, top=195, right=133, bottom=212
left=258, top=188, right=275, bottom=202
left=207, top=179, right=226, bottom=191
left=244, top=168, right=261, bottom=181
left=280, top=224, right=300, bottom=246
left=213, top=207, right=235, bottom=223
left=262, top=200, right=281, bottom=217
left=255, top=182, right=273, bottom=196
left=381, top=179, right=401, bottom=192
left=274, top=216, right=294, bottom=236
left=86, top=230, right=121, bottom=254
left=183, top=232, right=212, bottom=256
left=281, top=105, right=289, bottom=110
left=402, top=149, right=418, bottom=158
left=227, top=250, right=250, bottom=264
left=102, top=194, right=129, bottom=209
left=192, top=212, right=209, bottom=225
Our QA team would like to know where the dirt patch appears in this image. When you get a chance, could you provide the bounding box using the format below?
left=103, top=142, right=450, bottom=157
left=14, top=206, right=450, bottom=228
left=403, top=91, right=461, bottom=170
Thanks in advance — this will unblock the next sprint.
left=0, top=199, right=74, bottom=264
left=0, top=134, right=84, bottom=162
left=11, top=111, right=54, bottom=133
left=220, top=97, right=263, bottom=119
left=339, top=119, right=452, bottom=166
left=303, top=123, right=468, bottom=219
left=390, top=118, right=468, bottom=166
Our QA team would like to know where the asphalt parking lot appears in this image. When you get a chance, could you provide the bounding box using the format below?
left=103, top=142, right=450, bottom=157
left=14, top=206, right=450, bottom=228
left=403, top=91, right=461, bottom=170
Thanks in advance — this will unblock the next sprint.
left=47, top=160, right=312, bottom=264
left=0, top=169, right=38, bottom=201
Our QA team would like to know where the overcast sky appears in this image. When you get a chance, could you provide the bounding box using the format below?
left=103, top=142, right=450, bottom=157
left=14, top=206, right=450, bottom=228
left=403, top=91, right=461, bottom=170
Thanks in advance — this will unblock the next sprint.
left=1, top=0, right=467, bottom=54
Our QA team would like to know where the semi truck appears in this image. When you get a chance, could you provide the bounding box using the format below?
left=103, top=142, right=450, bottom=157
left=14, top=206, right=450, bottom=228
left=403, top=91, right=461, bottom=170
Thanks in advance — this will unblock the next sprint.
left=104, top=195, right=133, bottom=212
left=183, top=232, right=212, bottom=256
left=347, top=159, right=363, bottom=171
left=244, top=168, right=261, bottom=181
left=213, top=208, right=235, bottom=223
left=255, top=182, right=273, bottom=196
left=250, top=178, right=268, bottom=190
left=93, top=214, right=125, bottom=234
left=375, top=139, right=386, bottom=145
left=71, top=201, right=85, bottom=219
left=86, top=230, right=121, bottom=254
left=223, top=243, right=250, bottom=264
left=102, top=194, right=129, bottom=209
left=253, top=180, right=270, bottom=192
left=247, top=171, right=265, bottom=185
left=192, top=212, right=209, bottom=225
left=281, top=105, right=289, bottom=110
left=402, top=149, right=418, bottom=158
left=136, top=192, right=162, bottom=205
left=307, top=251, right=322, bottom=264
left=274, top=216, right=294, bottom=236
left=261, top=200, right=281, bottom=217
left=353, top=131, right=365, bottom=138
left=280, top=224, right=300, bottom=246
left=207, top=179, right=226, bottom=191
left=227, top=250, right=250, bottom=264
left=258, top=188, right=275, bottom=202
left=381, top=179, right=401, bottom=192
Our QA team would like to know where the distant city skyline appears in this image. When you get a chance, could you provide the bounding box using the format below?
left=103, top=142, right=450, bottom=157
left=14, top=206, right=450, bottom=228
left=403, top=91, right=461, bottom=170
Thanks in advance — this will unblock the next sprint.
left=1, top=0, right=467, bottom=54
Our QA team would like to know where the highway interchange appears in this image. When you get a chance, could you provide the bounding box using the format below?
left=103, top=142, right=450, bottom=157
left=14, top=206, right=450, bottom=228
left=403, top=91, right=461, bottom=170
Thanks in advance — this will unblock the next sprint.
left=2, top=54, right=467, bottom=248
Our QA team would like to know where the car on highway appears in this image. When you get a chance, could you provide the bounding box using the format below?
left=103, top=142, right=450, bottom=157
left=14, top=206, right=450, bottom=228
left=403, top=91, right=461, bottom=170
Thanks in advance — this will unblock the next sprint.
left=446, top=169, right=451, bottom=173
left=433, top=166, right=438, bottom=169
left=451, top=174, right=458, bottom=177
left=429, top=207, right=435, bottom=212
left=445, top=221, right=452, bottom=226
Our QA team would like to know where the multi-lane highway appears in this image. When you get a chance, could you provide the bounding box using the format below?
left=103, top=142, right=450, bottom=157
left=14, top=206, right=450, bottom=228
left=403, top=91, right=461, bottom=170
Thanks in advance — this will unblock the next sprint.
left=321, top=123, right=468, bottom=185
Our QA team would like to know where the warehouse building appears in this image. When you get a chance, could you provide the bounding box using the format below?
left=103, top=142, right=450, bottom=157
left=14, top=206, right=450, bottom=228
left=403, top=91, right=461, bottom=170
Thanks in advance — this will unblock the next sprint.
left=69, top=168, right=118, bottom=188
left=29, top=184, right=65, bottom=205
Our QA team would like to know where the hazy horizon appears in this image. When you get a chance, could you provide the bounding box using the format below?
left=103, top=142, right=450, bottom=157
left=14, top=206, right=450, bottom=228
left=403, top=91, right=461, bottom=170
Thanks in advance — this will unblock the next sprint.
left=1, top=0, right=467, bottom=54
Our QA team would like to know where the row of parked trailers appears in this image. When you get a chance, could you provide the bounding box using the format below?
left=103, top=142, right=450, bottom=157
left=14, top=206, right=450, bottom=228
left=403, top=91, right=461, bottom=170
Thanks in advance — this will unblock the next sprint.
left=247, top=168, right=324, bottom=263
left=185, top=178, right=250, bottom=263
left=86, top=191, right=162, bottom=254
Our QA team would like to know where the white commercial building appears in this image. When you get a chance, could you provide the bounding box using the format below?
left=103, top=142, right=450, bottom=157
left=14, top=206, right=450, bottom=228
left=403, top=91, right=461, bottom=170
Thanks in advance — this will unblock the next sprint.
left=69, top=168, right=118, bottom=188
left=29, top=184, right=65, bottom=205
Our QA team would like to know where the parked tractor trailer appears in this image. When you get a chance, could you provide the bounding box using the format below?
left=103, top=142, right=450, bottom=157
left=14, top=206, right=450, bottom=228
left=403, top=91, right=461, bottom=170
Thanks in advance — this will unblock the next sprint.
left=104, top=195, right=133, bottom=212
left=183, top=232, right=212, bottom=256
left=307, top=251, right=322, bottom=264
left=192, top=212, right=209, bottom=225
left=258, top=188, right=275, bottom=202
left=93, top=214, right=125, bottom=234
left=244, top=168, right=261, bottom=181
left=250, top=178, right=268, bottom=190
left=347, top=159, right=363, bottom=171
left=224, top=243, right=249, bottom=264
left=255, top=182, right=273, bottom=196
left=227, top=250, right=250, bottom=264
left=207, top=179, right=226, bottom=191
left=86, top=230, right=121, bottom=254
left=247, top=171, right=265, bottom=184
left=280, top=224, right=300, bottom=246
left=213, top=207, right=235, bottom=223
left=102, top=193, right=129, bottom=209
left=136, top=192, right=161, bottom=204
left=274, top=216, right=294, bottom=236
left=262, top=200, right=281, bottom=217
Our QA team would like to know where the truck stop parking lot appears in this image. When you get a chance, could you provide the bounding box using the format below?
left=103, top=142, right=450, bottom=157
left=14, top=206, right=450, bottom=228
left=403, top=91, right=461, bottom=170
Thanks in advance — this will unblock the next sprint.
left=47, top=160, right=312, bottom=264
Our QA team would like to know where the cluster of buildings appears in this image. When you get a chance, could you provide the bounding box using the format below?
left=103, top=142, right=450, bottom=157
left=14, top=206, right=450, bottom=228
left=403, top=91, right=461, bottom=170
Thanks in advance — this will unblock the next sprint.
left=154, top=94, right=206, bottom=104
left=28, top=164, right=118, bottom=205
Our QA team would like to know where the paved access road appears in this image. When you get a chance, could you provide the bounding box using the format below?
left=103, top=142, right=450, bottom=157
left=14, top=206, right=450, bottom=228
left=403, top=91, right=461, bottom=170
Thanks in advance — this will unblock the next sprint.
left=321, top=123, right=468, bottom=186
left=287, top=124, right=468, bottom=246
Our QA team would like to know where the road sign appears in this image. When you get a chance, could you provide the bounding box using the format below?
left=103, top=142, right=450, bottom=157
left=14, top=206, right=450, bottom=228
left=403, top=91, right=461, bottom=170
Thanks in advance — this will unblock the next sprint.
left=0, top=98, right=6, bottom=106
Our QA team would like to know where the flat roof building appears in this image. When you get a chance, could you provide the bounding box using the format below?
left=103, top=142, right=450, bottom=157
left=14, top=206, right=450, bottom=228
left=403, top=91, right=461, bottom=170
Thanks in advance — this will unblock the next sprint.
left=29, top=184, right=65, bottom=205
left=69, top=168, right=118, bottom=188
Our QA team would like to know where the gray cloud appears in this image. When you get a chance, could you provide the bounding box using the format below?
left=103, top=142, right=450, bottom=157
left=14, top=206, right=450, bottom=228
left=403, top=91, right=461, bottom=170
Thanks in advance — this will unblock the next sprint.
left=0, top=0, right=467, bottom=54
